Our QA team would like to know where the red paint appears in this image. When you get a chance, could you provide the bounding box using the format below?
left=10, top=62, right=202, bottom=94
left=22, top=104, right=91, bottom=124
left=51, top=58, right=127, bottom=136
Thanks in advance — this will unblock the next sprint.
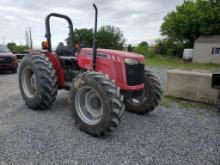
left=38, top=47, right=145, bottom=91
left=77, top=48, right=145, bottom=91
left=44, top=52, right=65, bottom=88
left=0, top=45, right=18, bottom=71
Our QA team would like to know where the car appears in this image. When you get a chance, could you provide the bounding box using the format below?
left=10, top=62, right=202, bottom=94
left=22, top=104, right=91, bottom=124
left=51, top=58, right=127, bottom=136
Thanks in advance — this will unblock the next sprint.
left=0, top=44, right=18, bottom=73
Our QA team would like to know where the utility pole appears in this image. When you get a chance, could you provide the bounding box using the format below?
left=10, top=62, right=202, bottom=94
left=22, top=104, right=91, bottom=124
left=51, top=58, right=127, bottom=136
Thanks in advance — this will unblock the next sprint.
left=2, top=36, right=5, bottom=45
left=29, top=27, right=33, bottom=50
left=25, top=29, right=29, bottom=48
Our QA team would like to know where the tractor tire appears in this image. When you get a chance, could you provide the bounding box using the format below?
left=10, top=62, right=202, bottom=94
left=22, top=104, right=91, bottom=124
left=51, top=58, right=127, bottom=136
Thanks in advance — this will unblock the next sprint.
left=18, top=54, right=58, bottom=110
left=124, top=70, right=162, bottom=114
left=69, top=71, right=125, bottom=136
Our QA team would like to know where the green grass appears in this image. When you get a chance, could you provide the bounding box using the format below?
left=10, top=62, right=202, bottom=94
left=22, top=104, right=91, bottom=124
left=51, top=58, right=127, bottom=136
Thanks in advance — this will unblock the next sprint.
left=161, top=96, right=212, bottom=110
left=145, top=55, right=220, bottom=71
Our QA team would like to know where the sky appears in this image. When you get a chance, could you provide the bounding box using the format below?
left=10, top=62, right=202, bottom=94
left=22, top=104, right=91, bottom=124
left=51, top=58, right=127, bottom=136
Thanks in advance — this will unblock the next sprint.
left=0, top=0, right=183, bottom=48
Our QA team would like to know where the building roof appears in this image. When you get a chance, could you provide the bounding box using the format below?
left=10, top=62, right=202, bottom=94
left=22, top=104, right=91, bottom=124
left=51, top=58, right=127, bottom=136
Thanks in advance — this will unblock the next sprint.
left=195, top=35, right=220, bottom=43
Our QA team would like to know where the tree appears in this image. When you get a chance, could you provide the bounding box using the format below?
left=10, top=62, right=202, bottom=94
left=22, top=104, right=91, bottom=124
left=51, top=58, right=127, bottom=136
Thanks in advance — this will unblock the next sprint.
left=15, top=45, right=28, bottom=53
left=97, top=25, right=125, bottom=50
left=66, top=28, right=93, bottom=47
left=7, top=43, right=17, bottom=53
left=138, top=41, right=149, bottom=47
left=127, top=44, right=133, bottom=52
left=7, top=42, right=27, bottom=53
left=161, top=0, right=220, bottom=47
left=66, top=25, right=125, bottom=50
left=197, top=0, right=220, bottom=35
left=133, top=41, right=149, bottom=57
left=154, top=39, right=185, bottom=57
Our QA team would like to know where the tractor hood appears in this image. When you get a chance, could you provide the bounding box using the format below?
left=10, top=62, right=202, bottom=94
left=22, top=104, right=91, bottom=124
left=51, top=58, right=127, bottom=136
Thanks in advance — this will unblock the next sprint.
left=83, top=48, right=144, bottom=61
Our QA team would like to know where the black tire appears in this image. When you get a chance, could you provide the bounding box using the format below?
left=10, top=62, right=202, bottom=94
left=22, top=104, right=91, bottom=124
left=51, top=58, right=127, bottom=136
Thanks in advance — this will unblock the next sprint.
left=18, top=54, right=58, bottom=110
left=69, top=71, right=125, bottom=136
left=124, top=70, right=162, bottom=114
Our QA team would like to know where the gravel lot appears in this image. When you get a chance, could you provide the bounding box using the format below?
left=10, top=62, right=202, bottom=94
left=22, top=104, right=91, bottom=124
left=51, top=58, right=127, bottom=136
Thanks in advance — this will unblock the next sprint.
left=0, top=68, right=219, bottom=165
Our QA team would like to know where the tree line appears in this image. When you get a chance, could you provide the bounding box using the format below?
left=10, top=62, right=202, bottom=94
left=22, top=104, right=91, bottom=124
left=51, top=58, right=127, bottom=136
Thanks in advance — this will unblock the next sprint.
left=7, top=43, right=28, bottom=54
left=66, top=25, right=125, bottom=50
left=155, top=0, right=220, bottom=57
left=66, top=0, right=219, bottom=58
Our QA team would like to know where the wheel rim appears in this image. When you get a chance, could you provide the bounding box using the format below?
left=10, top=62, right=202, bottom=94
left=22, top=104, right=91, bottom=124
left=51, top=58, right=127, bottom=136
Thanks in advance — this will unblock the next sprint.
left=75, top=86, right=103, bottom=125
left=22, top=66, right=37, bottom=98
left=127, top=90, right=146, bottom=105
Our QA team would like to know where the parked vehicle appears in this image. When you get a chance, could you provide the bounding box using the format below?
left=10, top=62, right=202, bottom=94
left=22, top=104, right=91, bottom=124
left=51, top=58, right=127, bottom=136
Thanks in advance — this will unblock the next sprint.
left=0, top=44, right=18, bottom=73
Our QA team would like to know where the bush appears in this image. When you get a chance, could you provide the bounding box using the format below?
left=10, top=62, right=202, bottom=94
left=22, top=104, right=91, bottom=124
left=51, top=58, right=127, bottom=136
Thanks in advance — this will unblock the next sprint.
left=134, top=45, right=148, bottom=57
left=133, top=41, right=156, bottom=58
left=154, top=39, right=184, bottom=57
left=7, top=43, right=28, bottom=54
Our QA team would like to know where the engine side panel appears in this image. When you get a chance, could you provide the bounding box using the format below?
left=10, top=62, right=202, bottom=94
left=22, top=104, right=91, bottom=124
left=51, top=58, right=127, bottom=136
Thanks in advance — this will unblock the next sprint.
left=77, top=48, right=144, bottom=91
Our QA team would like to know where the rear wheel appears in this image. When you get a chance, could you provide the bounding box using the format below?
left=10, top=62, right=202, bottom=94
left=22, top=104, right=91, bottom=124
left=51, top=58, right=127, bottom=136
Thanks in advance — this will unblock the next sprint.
left=18, top=54, right=58, bottom=110
left=124, top=70, right=162, bottom=114
left=69, top=71, right=124, bottom=136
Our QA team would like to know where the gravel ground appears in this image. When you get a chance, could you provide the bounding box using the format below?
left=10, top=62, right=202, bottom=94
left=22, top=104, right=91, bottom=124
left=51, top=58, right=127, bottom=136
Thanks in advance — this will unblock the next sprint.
left=0, top=68, right=219, bottom=165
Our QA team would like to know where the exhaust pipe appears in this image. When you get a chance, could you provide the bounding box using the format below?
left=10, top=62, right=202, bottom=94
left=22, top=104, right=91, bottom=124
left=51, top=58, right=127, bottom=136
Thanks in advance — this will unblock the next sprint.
left=92, top=3, right=98, bottom=69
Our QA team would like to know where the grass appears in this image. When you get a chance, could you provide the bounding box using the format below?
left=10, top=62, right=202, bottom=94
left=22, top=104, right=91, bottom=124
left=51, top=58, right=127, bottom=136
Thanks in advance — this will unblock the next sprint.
left=145, top=55, right=220, bottom=71
left=160, top=96, right=212, bottom=110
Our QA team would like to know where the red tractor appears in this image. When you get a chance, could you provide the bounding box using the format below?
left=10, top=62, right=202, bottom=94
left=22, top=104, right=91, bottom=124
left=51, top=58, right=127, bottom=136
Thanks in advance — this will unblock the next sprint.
left=18, top=4, right=161, bottom=136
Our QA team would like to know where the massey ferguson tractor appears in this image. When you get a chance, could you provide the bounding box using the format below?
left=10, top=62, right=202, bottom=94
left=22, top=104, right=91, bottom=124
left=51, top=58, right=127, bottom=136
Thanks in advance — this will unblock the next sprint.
left=18, top=4, right=161, bottom=136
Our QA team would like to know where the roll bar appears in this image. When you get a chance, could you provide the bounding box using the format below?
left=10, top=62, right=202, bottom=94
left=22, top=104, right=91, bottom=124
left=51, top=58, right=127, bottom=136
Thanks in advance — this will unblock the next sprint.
left=45, top=13, right=74, bottom=52
left=44, top=4, right=98, bottom=68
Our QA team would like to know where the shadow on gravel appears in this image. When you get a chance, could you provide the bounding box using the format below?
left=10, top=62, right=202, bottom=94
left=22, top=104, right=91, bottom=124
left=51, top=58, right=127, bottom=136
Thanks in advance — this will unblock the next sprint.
left=0, top=70, right=16, bottom=75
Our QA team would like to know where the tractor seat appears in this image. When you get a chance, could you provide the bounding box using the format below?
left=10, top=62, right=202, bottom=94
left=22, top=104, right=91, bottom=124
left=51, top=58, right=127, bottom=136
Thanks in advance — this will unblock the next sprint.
left=56, top=45, right=74, bottom=57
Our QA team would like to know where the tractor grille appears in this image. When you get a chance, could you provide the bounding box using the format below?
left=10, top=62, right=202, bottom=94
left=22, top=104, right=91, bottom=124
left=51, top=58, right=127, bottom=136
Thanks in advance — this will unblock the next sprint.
left=125, top=63, right=144, bottom=86
left=0, top=57, right=12, bottom=64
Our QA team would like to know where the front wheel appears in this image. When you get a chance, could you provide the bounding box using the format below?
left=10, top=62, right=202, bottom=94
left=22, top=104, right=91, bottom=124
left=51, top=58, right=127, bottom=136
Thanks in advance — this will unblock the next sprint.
left=18, top=55, right=58, bottom=110
left=124, top=70, right=162, bottom=114
left=69, top=71, right=125, bottom=136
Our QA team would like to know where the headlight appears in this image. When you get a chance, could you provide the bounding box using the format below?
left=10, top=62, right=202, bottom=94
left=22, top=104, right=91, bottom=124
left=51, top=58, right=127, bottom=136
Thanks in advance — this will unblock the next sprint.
left=11, top=56, right=17, bottom=63
left=139, top=60, right=145, bottom=64
left=124, top=58, right=138, bottom=65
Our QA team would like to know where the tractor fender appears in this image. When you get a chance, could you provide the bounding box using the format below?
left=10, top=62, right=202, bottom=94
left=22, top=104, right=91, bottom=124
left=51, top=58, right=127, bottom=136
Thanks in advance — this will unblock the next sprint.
left=44, top=52, right=65, bottom=88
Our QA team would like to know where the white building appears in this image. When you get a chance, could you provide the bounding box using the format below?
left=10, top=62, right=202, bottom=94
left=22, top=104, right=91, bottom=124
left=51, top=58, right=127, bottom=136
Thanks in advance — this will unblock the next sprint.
left=193, top=35, right=220, bottom=64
